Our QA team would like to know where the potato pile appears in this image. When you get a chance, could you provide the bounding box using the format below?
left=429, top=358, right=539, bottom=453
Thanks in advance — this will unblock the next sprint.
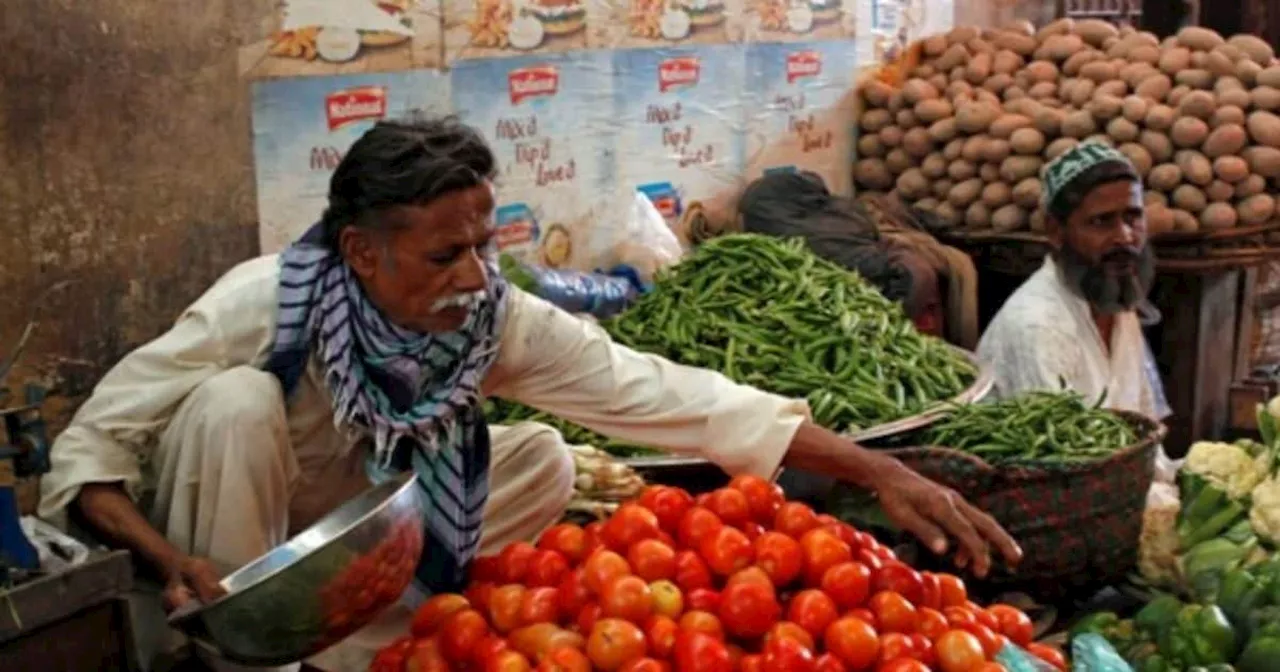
left=854, top=20, right=1280, bottom=235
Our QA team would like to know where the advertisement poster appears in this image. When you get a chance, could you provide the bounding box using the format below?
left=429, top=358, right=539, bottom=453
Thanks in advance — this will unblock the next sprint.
left=444, top=0, right=589, bottom=63
left=744, top=40, right=858, bottom=195
left=251, top=70, right=453, bottom=253
left=238, top=0, right=443, bottom=79
left=742, top=0, right=854, bottom=43
left=612, top=45, right=747, bottom=241
left=586, top=0, right=744, bottom=50
left=451, top=52, right=613, bottom=269
left=851, top=0, right=945, bottom=65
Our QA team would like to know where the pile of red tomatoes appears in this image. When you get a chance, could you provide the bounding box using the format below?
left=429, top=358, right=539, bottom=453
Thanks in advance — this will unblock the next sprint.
left=370, top=476, right=1067, bottom=672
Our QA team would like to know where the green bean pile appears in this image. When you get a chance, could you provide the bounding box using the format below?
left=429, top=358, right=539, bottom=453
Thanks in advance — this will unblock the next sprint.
left=923, top=390, right=1139, bottom=464
left=488, top=234, right=978, bottom=455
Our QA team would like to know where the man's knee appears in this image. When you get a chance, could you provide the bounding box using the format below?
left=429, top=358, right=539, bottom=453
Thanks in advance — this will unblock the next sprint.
left=183, top=367, right=286, bottom=429
left=496, top=421, right=576, bottom=508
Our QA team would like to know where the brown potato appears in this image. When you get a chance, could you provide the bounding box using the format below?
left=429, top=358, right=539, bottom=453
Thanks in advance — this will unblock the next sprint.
left=1147, top=163, right=1183, bottom=191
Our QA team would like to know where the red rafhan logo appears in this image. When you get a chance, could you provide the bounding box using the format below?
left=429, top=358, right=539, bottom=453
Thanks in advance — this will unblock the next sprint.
left=658, top=57, right=700, bottom=93
left=325, top=86, right=389, bottom=131
left=508, top=66, right=559, bottom=105
left=786, top=50, right=822, bottom=83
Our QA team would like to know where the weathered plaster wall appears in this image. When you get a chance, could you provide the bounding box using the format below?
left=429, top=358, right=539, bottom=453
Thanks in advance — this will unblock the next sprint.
left=0, top=1, right=272, bottom=407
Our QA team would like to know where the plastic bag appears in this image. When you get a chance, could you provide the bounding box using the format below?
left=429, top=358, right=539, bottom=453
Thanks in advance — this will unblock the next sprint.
left=1070, top=633, right=1135, bottom=672
left=499, top=254, right=642, bottom=319
left=997, top=643, right=1061, bottom=672
left=582, top=189, right=685, bottom=284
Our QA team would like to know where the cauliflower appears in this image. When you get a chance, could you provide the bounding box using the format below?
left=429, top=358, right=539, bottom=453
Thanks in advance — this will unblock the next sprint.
left=1139, top=483, right=1183, bottom=587
left=1250, top=476, right=1280, bottom=545
left=1184, top=441, right=1270, bottom=500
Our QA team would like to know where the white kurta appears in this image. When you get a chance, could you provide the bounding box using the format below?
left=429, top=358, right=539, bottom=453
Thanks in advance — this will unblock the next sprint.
left=39, top=254, right=811, bottom=672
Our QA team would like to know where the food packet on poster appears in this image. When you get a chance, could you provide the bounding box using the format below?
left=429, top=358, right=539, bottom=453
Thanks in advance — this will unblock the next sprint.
left=582, top=189, right=686, bottom=284
left=499, top=254, right=643, bottom=319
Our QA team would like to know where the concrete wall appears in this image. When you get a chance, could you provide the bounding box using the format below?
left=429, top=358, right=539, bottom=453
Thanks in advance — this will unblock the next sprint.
left=0, top=1, right=272, bottom=411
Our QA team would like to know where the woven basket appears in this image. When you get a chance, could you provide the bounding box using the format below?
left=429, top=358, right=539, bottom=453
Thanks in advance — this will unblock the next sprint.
left=879, top=410, right=1165, bottom=600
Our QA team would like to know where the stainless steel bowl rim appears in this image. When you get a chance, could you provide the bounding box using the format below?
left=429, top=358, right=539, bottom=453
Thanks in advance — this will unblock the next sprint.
left=180, top=471, right=418, bottom=617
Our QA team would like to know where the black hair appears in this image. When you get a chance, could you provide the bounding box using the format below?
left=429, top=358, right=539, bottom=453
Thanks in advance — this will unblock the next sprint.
left=1046, top=159, right=1140, bottom=224
left=320, top=112, right=497, bottom=248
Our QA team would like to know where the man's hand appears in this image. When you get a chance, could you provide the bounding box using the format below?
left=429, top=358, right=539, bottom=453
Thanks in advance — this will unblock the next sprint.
left=162, top=555, right=228, bottom=612
left=782, top=422, right=1022, bottom=578
left=874, top=460, right=1022, bottom=578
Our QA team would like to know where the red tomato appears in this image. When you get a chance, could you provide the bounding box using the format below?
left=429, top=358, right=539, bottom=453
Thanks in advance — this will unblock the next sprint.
left=936, top=575, right=968, bottom=608
left=943, top=607, right=976, bottom=628
left=872, top=564, right=924, bottom=606
left=823, top=617, right=880, bottom=671
left=406, top=637, right=449, bottom=672
left=673, top=551, right=714, bottom=593
left=848, top=608, right=878, bottom=630
left=976, top=664, right=1008, bottom=672
left=587, top=619, right=648, bottom=672
left=742, top=522, right=766, bottom=542
left=577, top=603, right=603, bottom=634
left=620, top=658, right=670, bottom=672
left=820, top=562, right=872, bottom=610
left=787, top=589, right=840, bottom=639
left=527, top=550, right=571, bottom=588
left=642, top=487, right=696, bottom=533
left=628, top=539, right=678, bottom=582
left=687, top=588, right=721, bottom=612
left=855, top=549, right=885, bottom=573
left=601, top=576, right=655, bottom=624
left=699, top=526, right=754, bottom=577
left=726, top=566, right=773, bottom=589
left=909, top=634, right=935, bottom=667
left=876, top=659, right=929, bottom=672
left=500, top=543, right=540, bottom=584
left=934, top=630, right=986, bottom=672
left=677, top=508, right=725, bottom=550
left=1025, top=644, right=1067, bottom=671
left=490, top=585, right=529, bottom=633
left=876, top=633, right=916, bottom=663
left=411, top=594, right=471, bottom=638
left=605, top=504, right=663, bottom=551
left=729, top=475, right=785, bottom=523
left=869, top=592, right=918, bottom=634
left=765, top=621, right=817, bottom=650
left=917, top=608, right=949, bottom=640
left=557, top=570, right=593, bottom=620
left=584, top=550, right=632, bottom=595
left=488, top=650, right=535, bottom=672
left=538, top=524, right=589, bottom=565
left=439, top=609, right=492, bottom=661
left=584, top=522, right=607, bottom=557
left=917, top=573, right=942, bottom=611
left=645, top=614, right=679, bottom=658
left=762, top=635, right=817, bottom=672
left=475, top=637, right=512, bottom=667
left=755, top=532, right=804, bottom=587
left=718, top=580, right=781, bottom=639
left=774, top=502, right=821, bottom=538
left=957, top=623, right=1005, bottom=659
left=673, top=631, right=733, bottom=672
left=538, top=647, right=592, bottom=672
left=798, top=529, right=853, bottom=586
left=814, top=653, right=848, bottom=672
left=471, top=556, right=503, bottom=583
left=822, top=522, right=861, bottom=550
left=986, top=605, right=1034, bottom=647
left=677, top=611, right=725, bottom=640
left=705, top=488, right=752, bottom=528
left=521, top=587, right=561, bottom=626
left=966, top=603, right=1001, bottom=632
left=741, top=654, right=766, bottom=672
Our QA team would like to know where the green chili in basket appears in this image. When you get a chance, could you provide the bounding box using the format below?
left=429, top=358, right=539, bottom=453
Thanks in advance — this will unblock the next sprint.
left=488, top=234, right=978, bottom=458
left=923, top=390, right=1139, bottom=465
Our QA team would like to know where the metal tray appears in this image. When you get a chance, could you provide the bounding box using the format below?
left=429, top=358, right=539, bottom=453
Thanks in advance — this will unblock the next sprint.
left=619, top=346, right=993, bottom=472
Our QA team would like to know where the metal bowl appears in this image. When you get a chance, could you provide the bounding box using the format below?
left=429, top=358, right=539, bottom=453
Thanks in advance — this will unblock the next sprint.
left=168, top=473, right=425, bottom=666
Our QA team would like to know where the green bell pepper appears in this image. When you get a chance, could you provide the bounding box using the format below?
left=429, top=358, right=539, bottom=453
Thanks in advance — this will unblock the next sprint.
left=1136, top=595, right=1185, bottom=640
left=1071, top=611, right=1121, bottom=640
left=1219, top=569, right=1266, bottom=629
left=1237, top=622, right=1280, bottom=672
left=1134, top=653, right=1173, bottom=672
left=1161, top=604, right=1240, bottom=667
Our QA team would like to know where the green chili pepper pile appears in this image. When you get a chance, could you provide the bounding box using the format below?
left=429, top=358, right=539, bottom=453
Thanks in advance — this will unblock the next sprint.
left=487, top=234, right=977, bottom=457
left=924, top=390, right=1138, bottom=464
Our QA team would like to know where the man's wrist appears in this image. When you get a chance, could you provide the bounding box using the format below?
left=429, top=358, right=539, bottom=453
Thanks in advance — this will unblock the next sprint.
left=784, top=421, right=900, bottom=490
